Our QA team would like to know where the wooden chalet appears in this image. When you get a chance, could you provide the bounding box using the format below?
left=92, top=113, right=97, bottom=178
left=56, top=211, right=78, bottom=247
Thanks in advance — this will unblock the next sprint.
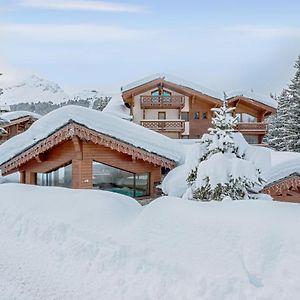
left=121, top=74, right=277, bottom=144
left=0, top=111, right=40, bottom=144
left=0, top=106, right=182, bottom=199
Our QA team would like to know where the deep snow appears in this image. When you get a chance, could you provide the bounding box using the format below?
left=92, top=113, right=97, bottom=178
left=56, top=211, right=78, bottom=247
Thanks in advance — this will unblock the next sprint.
left=1, top=184, right=300, bottom=299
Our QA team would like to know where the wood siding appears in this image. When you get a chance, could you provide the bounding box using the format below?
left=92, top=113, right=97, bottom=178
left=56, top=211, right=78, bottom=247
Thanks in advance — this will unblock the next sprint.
left=18, top=139, right=162, bottom=197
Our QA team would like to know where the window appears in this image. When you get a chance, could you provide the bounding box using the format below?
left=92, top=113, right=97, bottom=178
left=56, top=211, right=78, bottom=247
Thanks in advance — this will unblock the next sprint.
left=181, top=112, right=189, bottom=121
left=158, top=112, right=166, bottom=120
left=194, top=112, right=200, bottom=119
left=151, top=89, right=160, bottom=96
left=37, top=162, right=72, bottom=188
left=244, top=135, right=259, bottom=144
left=92, top=161, right=149, bottom=197
left=236, top=113, right=257, bottom=123
left=202, top=112, right=208, bottom=119
left=151, top=89, right=171, bottom=96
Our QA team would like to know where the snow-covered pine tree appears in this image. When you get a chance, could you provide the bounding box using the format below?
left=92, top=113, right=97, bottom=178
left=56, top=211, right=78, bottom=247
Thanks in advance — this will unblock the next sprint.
left=285, top=56, right=300, bottom=152
left=265, top=90, right=289, bottom=151
left=266, top=55, right=300, bottom=151
left=185, top=99, right=264, bottom=201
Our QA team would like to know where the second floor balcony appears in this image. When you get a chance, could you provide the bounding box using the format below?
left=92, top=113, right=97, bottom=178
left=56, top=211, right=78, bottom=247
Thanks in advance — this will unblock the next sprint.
left=236, top=122, right=267, bottom=132
left=140, top=95, right=185, bottom=109
left=140, top=120, right=185, bottom=133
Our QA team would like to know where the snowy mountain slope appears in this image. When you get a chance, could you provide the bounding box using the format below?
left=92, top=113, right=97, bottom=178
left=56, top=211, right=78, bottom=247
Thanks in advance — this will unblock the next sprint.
left=0, top=74, right=112, bottom=106
left=1, top=74, right=69, bottom=104
left=1, top=184, right=300, bottom=299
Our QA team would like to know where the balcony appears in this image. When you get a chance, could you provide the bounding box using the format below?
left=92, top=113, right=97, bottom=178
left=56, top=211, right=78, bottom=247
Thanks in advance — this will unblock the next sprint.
left=140, top=95, right=185, bottom=109
left=140, top=120, right=185, bottom=132
left=236, top=122, right=267, bottom=133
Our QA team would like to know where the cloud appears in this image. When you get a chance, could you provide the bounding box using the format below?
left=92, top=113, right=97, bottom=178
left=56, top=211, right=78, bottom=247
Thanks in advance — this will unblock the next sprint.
left=223, top=25, right=300, bottom=39
left=1, top=23, right=150, bottom=42
left=18, top=0, right=146, bottom=13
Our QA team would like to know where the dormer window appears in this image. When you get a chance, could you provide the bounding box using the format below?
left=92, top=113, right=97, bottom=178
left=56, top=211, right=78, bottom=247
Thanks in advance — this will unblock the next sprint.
left=151, top=89, right=171, bottom=96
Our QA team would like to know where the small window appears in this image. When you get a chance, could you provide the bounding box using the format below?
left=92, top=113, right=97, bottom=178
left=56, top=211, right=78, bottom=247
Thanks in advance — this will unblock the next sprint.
left=181, top=112, right=189, bottom=121
left=194, top=112, right=200, bottom=119
left=158, top=112, right=166, bottom=120
left=151, top=90, right=159, bottom=96
left=202, top=112, right=208, bottom=119
left=163, top=90, right=171, bottom=96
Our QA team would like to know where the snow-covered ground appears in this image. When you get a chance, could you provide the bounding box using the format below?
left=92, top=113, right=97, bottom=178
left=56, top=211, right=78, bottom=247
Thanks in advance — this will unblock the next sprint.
left=1, top=183, right=300, bottom=299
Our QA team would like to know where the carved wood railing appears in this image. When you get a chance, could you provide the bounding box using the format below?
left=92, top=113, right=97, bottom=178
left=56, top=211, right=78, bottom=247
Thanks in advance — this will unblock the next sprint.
left=140, top=95, right=185, bottom=109
left=236, top=122, right=267, bottom=132
left=141, top=120, right=185, bottom=132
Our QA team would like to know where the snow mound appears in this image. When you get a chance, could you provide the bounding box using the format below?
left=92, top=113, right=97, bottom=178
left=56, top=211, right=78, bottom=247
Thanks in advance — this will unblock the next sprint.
left=1, top=184, right=300, bottom=299
left=103, top=94, right=131, bottom=120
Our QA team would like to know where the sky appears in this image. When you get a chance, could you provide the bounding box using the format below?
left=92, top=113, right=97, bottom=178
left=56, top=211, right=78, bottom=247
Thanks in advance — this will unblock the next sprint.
left=1, top=0, right=300, bottom=95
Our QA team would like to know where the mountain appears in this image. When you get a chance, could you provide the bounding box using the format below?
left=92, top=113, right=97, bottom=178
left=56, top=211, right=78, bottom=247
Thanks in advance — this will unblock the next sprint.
left=0, top=74, right=69, bottom=105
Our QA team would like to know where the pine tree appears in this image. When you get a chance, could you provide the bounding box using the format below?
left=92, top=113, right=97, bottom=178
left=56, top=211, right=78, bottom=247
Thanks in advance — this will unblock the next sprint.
left=185, top=100, right=264, bottom=201
left=266, top=55, right=300, bottom=151
left=266, top=90, right=289, bottom=151
left=285, top=56, right=300, bottom=152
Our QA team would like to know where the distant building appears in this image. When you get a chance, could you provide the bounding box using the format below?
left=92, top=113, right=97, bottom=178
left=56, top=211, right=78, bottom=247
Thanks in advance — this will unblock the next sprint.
left=0, top=111, right=41, bottom=143
left=0, top=104, right=10, bottom=114
left=121, top=74, right=277, bottom=144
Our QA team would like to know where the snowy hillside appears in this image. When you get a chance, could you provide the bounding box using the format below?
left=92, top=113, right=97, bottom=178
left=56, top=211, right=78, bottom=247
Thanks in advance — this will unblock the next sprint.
left=1, top=74, right=69, bottom=104
left=0, top=74, right=112, bottom=106
left=1, top=184, right=300, bottom=299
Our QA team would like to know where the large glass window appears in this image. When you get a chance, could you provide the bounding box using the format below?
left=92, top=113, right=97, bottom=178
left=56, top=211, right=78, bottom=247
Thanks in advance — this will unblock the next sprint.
left=37, top=162, right=72, bottom=188
left=92, top=161, right=149, bottom=197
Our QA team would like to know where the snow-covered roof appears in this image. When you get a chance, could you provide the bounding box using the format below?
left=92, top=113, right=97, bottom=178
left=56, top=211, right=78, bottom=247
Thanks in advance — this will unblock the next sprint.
left=0, top=104, right=10, bottom=112
left=0, top=105, right=184, bottom=166
left=227, top=90, right=277, bottom=109
left=266, top=150, right=300, bottom=184
left=121, top=73, right=223, bottom=100
left=1, top=111, right=41, bottom=122
left=102, top=94, right=132, bottom=120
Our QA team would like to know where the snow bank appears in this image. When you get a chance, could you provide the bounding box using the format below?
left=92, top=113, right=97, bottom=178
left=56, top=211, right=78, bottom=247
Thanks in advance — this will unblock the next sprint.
left=0, top=105, right=184, bottom=166
left=102, top=94, right=132, bottom=120
left=266, top=150, right=300, bottom=184
left=1, top=184, right=300, bottom=299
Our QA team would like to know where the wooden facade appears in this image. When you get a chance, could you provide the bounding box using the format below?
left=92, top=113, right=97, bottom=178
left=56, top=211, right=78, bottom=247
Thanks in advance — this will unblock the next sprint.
left=122, top=76, right=276, bottom=143
left=1, top=122, right=175, bottom=198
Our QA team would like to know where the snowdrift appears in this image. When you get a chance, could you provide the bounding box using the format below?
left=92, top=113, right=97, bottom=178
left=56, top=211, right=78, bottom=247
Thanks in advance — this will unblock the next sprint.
left=1, top=184, right=300, bottom=299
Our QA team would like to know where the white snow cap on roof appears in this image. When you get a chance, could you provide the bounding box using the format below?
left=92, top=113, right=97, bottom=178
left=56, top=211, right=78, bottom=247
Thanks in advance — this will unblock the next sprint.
left=227, top=90, right=278, bottom=109
left=1, top=110, right=41, bottom=122
left=0, top=104, right=10, bottom=112
left=265, top=150, right=300, bottom=184
left=102, top=94, right=131, bottom=120
left=121, top=73, right=223, bottom=100
left=0, top=105, right=184, bottom=166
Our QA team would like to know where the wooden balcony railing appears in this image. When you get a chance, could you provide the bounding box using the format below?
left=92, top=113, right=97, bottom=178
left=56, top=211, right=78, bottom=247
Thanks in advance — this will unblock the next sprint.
left=140, top=95, right=185, bottom=109
left=236, top=122, right=267, bottom=132
left=140, top=120, right=185, bottom=132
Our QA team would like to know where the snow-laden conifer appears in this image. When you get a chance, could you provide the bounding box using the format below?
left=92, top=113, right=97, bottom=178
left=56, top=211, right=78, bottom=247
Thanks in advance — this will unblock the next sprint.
left=185, top=99, right=264, bottom=201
